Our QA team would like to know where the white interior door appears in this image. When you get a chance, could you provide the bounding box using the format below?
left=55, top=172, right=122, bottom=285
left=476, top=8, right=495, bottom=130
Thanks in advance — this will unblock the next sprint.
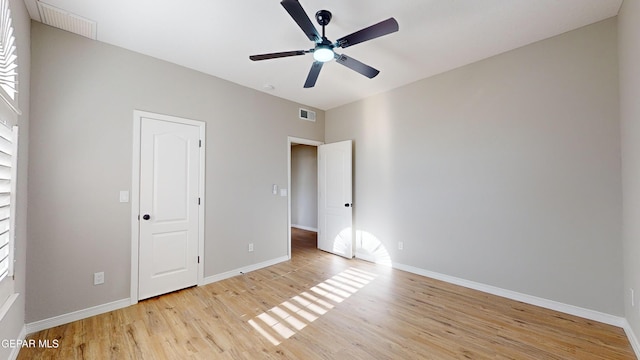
left=318, top=140, right=353, bottom=258
left=138, top=117, right=200, bottom=300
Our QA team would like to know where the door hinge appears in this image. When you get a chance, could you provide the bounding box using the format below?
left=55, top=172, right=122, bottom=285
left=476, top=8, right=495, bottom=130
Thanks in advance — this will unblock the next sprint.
left=198, top=197, right=201, bottom=205
left=199, top=140, right=202, bottom=148
left=137, top=214, right=140, bottom=221
left=197, top=256, right=200, bottom=264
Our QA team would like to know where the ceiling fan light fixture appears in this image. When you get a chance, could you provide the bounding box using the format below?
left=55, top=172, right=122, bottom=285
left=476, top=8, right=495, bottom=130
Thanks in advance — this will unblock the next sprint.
left=313, top=46, right=334, bottom=62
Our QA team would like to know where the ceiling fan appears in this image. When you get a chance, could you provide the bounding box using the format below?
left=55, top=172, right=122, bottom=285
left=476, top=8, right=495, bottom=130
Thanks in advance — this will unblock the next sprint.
left=249, top=0, right=399, bottom=88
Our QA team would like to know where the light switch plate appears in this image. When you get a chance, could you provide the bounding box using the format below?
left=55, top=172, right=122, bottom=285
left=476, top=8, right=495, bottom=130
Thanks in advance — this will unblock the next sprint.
left=94, top=272, right=104, bottom=285
left=119, top=191, right=129, bottom=203
left=280, top=189, right=288, bottom=197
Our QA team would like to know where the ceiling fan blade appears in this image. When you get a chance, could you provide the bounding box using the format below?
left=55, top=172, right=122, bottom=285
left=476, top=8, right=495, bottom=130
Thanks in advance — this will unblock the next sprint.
left=250, top=50, right=307, bottom=61
left=281, top=0, right=321, bottom=42
left=304, top=61, right=324, bottom=88
left=335, top=53, right=380, bottom=79
left=335, top=18, right=399, bottom=49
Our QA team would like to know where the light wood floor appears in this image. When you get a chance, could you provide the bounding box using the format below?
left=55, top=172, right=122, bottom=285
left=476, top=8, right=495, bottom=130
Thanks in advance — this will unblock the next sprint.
left=19, top=228, right=635, bottom=359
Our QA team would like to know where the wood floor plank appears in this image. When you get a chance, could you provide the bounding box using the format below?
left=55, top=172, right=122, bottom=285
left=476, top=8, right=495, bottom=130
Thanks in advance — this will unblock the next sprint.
left=17, top=228, right=636, bottom=359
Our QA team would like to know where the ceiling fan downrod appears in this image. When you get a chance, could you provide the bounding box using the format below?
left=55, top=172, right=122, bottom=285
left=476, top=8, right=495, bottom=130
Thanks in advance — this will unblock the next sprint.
left=315, top=10, right=332, bottom=40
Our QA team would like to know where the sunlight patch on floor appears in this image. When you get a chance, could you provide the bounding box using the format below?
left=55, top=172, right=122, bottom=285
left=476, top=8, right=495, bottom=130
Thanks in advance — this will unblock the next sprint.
left=248, top=267, right=377, bottom=346
left=355, top=230, right=392, bottom=266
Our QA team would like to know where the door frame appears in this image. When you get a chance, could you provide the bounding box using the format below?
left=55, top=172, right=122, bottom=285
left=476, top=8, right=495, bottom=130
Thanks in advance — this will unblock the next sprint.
left=287, top=136, right=323, bottom=259
left=131, top=110, right=206, bottom=304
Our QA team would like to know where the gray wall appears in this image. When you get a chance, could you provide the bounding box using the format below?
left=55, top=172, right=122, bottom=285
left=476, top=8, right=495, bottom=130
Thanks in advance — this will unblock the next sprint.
left=0, top=0, right=30, bottom=358
left=21, top=5, right=630, bottom=329
left=619, top=0, right=640, bottom=337
left=291, top=145, right=317, bottom=230
left=27, top=21, right=324, bottom=322
left=326, top=18, right=622, bottom=315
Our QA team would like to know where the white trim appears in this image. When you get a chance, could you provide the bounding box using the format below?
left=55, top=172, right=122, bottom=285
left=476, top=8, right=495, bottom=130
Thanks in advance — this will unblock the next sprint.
left=130, top=115, right=140, bottom=304
left=197, top=123, right=206, bottom=287
left=0, top=293, right=18, bottom=322
left=23, top=0, right=42, bottom=22
left=287, top=137, right=323, bottom=259
left=291, top=224, right=318, bottom=232
left=622, top=319, right=640, bottom=359
left=393, top=262, right=626, bottom=328
left=7, top=126, right=18, bottom=278
left=131, top=110, right=206, bottom=305
left=202, top=256, right=289, bottom=285
left=7, top=325, right=26, bottom=360
left=25, top=298, right=130, bottom=335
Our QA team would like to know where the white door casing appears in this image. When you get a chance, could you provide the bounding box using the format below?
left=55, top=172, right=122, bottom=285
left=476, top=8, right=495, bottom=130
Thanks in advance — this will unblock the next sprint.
left=132, top=111, right=205, bottom=302
left=318, top=140, right=353, bottom=258
left=287, top=137, right=323, bottom=259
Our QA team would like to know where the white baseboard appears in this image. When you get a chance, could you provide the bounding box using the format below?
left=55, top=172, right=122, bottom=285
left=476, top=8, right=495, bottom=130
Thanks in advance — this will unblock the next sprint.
left=393, top=262, right=626, bottom=328
left=202, top=255, right=289, bottom=285
left=23, top=256, right=289, bottom=335
left=622, top=319, right=640, bottom=359
left=7, top=325, right=26, bottom=360
left=17, top=259, right=639, bottom=359
left=291, top=224, right=318, bottom=232
left=25, top=298, right=131, bottom=335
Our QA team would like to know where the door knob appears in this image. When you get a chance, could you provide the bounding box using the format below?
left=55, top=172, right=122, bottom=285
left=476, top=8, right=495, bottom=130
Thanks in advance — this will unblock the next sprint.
left=344, top=203, right=352, bottom=207
left=142, top=214, right=151, bottom=220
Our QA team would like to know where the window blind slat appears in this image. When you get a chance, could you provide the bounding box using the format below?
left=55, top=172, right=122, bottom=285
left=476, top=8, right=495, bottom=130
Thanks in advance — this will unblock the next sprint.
left=0, top=151, right=10, bottom=166
left=0, top=164, right=10, bottom=180
left=0, top=179, right=9, bottom=193
left=0, top=141, right=11, bottom=156
left=0, top=143, right=11, bottom=156
left=0, top=205, right=8, bottom=219
left=0, top=228, right=8, bottom=244
left=0, top=121, right=10, bottom=140
left=0, top=193, right=8, bottom=208
left=0, top=218, right=9, bottom=234
left=0, top=241, right=8, bottom=282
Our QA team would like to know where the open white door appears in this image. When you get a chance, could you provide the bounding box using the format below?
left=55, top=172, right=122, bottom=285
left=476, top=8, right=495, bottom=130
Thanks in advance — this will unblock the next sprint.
left=318, top=140, right=353, bottom=258
left=138, top=117, right=200, bottom=300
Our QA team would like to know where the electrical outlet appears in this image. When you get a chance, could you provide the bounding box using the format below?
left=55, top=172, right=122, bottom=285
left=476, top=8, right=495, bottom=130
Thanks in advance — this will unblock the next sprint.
left=248, top=243, right=254, bottom=252
left=94, top=272, right=104, bottom=285
left=398, top=241, right=404, bottom=250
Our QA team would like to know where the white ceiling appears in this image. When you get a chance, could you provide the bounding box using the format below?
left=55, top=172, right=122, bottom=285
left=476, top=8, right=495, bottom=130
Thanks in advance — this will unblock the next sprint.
left=24, top=0, right=622, bottom=110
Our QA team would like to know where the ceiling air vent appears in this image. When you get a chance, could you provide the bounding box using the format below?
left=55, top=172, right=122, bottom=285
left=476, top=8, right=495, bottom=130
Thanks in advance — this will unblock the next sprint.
left=37, top=1, right=97, bottom=40
left=299, top=108, right=316, bottom=122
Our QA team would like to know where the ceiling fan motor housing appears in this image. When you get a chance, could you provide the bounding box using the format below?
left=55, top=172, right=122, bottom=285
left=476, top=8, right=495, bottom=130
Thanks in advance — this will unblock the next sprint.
left=315, top=10, right=332, bottom=28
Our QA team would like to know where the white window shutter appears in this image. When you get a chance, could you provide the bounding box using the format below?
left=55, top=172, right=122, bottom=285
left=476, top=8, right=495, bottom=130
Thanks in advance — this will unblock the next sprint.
left=0, top=124, right=15, bottom=282
left=0, top=0, right=18, bottom=111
